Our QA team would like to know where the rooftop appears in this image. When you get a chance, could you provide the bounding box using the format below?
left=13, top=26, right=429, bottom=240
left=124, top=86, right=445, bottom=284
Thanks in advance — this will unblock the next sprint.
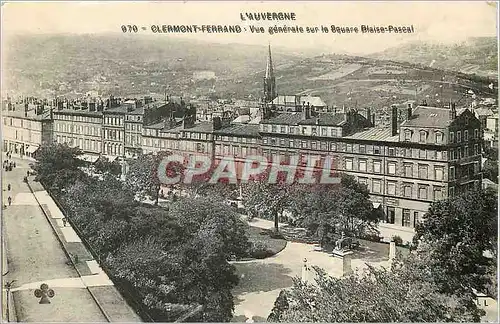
left=344, top=127, right=399, bottom=143
left=2, top=109, right=52, bottom=121
left=214, top=123, right=260, bottom=137
left=401, top=106, right=456, bottom=128
left=261, top=112, right=346, bottom=126
left=271, top=95, right=326, bottom=107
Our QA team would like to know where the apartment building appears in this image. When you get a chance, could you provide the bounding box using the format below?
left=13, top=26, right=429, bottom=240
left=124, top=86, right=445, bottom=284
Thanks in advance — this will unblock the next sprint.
left=2, top=101, right=53, bottom=159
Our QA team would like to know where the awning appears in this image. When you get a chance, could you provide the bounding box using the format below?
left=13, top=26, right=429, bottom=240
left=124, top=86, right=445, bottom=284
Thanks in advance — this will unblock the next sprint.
left=372, top=202, right=381, bottom=209
left=25, top=145, right=40, bottom=154
left=77, top=154, right=100, bottom=163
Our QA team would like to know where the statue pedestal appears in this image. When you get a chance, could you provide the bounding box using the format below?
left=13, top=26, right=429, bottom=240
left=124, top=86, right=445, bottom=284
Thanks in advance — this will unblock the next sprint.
left=332, top=250, right=353, bottom=276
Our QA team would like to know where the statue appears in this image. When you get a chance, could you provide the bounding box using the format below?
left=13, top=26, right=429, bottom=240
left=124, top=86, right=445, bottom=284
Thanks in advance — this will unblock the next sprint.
left=334, top=231, right=346, bottom=251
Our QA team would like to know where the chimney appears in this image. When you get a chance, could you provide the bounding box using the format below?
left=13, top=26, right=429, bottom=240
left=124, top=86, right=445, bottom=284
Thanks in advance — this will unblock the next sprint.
left=50, top=107, right=53, bottom=120
left=450, top=102, right=456, bottom=119
left=304, top=102, right=311, bottom=119
left=212, top=116, right=222, bottom=130
left=366, top=107, right=371, bottom=124
left=407, top=103, right=412, bottom=119
left=391, top=105, right=398, bottom=136
left=372, top=113, right=375, bottom=126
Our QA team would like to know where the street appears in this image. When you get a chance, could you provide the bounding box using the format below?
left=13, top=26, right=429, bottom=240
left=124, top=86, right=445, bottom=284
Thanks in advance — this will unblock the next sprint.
left=1, top=158, right=108, bottom=322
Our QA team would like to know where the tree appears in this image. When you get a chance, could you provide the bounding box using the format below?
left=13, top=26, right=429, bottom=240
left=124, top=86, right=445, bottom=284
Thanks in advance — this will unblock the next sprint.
left=483, top=159, right=498, bottom=183
left=33, top=143, right=86, bottom=189
left=94, top=156, right=122, bottom=176
left=269, top=256, right=484, bottom=322
left=289, top=174, right=378, bottom=244
left=414, top=188, right=498, bottom=297
left=125, top=151, right=180, bottom=205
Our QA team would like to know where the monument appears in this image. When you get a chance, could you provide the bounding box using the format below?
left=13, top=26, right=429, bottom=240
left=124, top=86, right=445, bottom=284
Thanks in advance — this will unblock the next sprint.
left=332, top=232, right=354, bottom=276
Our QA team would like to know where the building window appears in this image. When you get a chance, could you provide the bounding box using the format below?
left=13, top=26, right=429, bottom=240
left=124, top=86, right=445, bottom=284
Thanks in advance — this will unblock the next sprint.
left=418, top=185, right=428, bottom=199
left=372, top=179, right=381, bottom=193
left=419, top=149, right=426, bottom=159
left=474, top=144, right=479, bottom=155
left=311, top=142, right=317, bottom=150
left=373, top=146, right=381, bottom=154
left=271, top=138, right=277, bottom=145
left=449, top=166, right=455, bottom=180
left=387, top=182, right=396, bottom=195
left=301, top=141, right=307, bottom=148
left=474, top=129, right=478, bottom=139
left=457, top=131, right=461, bottom=143
left=359, top=145, right=366, bottom=154
left=434, top=166, right=444, bottom=180
left=263, top=138, right=268, bottom=144
left=464, top=145, right=468, bottom=157
left=331, top=129, right=337, bottom=137
left=418, top=165, right=428, bottom=179
left=359, top=159, right=367, bottom=172
left=272, top=125, right=277, bottom=132
left=302, top=127, right=306, bottom=135
left=346, top=144, right=352, bottom=152
left=404, top=130, right=411, bottom=141
left=329, top=142, right=336, bottom=151
left=262, top=125, right=268, bottom=132
left=280, top=139, right=285, bottom=146
left=402, top=209, right=411, bottom=227
left=434, top=187, right=443, bottom=200
left=280, top=126, right=286, bottom=133
left=464, top=130, right=468, bottom=141
left=289, top=126, right=295, bottom=134
left=413, top=212, right=419, bottom=227
left=404, top=163, right=412, bottom=177
left=419, top=131, right=427, bottom=143
left=358, top=177, right=368, bottom=187
left=388, top=148, right=395, bottom=156
left=345, top=158, right=353, bottom=170
left=450, top=131, right=455, bottom=143
left=435, top=132, right=443, bottom=144
left=404, top=184, right=412, bottom=197
left=458, top=147, right=462, bottom=159
left=320, top=142, right=327, bottom=150
left=289, top=140, right=294, bottom=148
left=387, top=162, right=396, bottom=175
left=321, top=128, right=327, bottom=136
left=373, top=160, right=381, bottom=173
left=311, top=127, right=317, bottom=136
left=449, top=186, right=455, bottom=197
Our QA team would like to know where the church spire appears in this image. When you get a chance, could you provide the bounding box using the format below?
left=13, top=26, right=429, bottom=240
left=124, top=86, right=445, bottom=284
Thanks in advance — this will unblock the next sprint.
left=263, top=43, right=277, bottom=104
left=265, top=44, right=274, bottom=79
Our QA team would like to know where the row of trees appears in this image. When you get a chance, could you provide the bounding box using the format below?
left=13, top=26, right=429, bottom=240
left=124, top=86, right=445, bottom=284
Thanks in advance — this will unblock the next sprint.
left=268, top=188, right=498, bottom=322
left=242, top=169, right=381, bottom=243
left=124, top=153, right=381, bottom=245
left=33, top=144, right=250, bottom=322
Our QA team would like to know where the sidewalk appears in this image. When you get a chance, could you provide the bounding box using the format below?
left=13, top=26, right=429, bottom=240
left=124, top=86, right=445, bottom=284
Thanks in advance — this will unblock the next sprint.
left=27, top=179, right=142, bottom=322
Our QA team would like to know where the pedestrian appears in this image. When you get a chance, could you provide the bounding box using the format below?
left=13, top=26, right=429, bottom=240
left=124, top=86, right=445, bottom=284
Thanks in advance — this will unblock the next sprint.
left=13, top=162, right=16, bottom=168
left=26, top=171, right=30, bottom=177
left=7, top=196, right=11, bottom=206
left=62, top=218, right=67, bottom=227
left=7, top=184, right=11, bottom=191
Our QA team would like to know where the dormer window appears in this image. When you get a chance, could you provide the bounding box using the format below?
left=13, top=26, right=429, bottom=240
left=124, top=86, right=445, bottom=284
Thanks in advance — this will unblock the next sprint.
left=435, top=131, right=443, bottom=144
left=404, top=129, right=412, bottom=141
left=419, top=130, right=427, bottom=143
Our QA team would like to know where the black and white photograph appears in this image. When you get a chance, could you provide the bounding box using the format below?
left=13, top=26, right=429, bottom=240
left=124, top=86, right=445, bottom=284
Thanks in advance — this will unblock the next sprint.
left=1, top=1, right=499, bottom=322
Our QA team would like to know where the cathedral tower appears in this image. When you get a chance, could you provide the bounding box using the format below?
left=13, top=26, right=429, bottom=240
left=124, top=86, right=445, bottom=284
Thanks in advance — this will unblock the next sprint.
left=263, top=44, right=277, bottom=103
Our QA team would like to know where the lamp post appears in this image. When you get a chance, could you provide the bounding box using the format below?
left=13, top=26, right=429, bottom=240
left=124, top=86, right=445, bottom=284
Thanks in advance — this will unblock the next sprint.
left=4, top=279, right=16, bottom=322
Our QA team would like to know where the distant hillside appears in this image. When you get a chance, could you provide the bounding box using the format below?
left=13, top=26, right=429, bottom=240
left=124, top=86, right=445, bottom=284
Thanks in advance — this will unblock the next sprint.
left=2, top=34, right=497, bottom=111
left=2, top=34, right=303, bottom=97
left=370, top=37, right=498, bottom=78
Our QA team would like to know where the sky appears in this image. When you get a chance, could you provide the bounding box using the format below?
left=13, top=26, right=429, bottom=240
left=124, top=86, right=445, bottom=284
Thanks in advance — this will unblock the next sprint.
left=1, top=1, right=498, bottom=54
